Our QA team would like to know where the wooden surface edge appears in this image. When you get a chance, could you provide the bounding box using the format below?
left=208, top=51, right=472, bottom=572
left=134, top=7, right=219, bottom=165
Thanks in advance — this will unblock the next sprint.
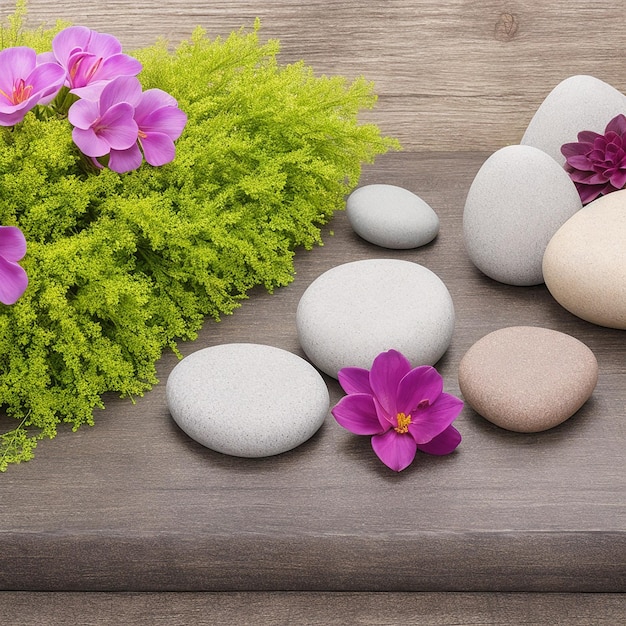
left=0, top=591, right=624, bottom=625
left=1, top=530, right=624, bottom=593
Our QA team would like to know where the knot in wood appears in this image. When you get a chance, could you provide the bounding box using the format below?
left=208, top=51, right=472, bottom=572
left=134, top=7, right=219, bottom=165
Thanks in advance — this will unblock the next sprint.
left=494, top=12, right=518, bottom=42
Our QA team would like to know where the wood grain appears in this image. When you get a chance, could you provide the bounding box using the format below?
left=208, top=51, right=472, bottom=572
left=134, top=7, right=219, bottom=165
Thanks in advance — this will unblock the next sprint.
left=0, top=153, right=624, bottom=592
left=0, top=0, right=625, bottom=604
left=1, top=591, right=625, bottom=625
left=15, top=0, right=626, bottom=151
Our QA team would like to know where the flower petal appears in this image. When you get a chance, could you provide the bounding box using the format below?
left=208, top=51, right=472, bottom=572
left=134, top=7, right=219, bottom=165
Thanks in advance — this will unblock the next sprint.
left=52, top=26, right=92, bottom=65
left=566, top=154, right=594, bottom=170
left=371, top=430, right=417, bottom=472
left=609, top=168, right=626, bottom=189
left=72, top=127, right=111, bottom=157
left=577, top=130, right=602, bottom=144
left=560, top=141, right=587, bottom=159
left=0, top=47, right=36, bottom=93
left=26, top=62, right=65, bottom=104
left=108, top=143, right=143, bottom=173
left=408, top=392, right=464, bottom=444
left=369, top=349, right=411, bottom=417
left=337, top=367, right=373, bottom=395
left=84, top=29, right=123, bottom=58
left=576, top=183, right=602, bottom=204
left=0, top=256, right=28, bottom=305
left=417, top=425, right=461, bottom=455
left=68, top=98, right=100, bottom=129
left=140, top=131, right=176, bottom=166
left=605, top=113, right=626, bottom=136
left=97, top=102, right=138, bottom=150
left=139, top=106, right=187, bottom=141
left=135, top=88, right=178, bottom=121
left=396, top=365, right=443, bottom=415
left=0, top=226, right=27, bottom=262
left=99, top=75, right=142, bottom=111
left=331, top=393, right=385, bottom=435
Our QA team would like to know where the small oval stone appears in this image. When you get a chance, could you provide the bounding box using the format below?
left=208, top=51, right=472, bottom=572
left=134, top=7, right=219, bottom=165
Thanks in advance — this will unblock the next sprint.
left=346, top=184, right=439, bottom=249
left=543, top=189, right=626, bottom=330
left=166, top=343, right=329, bottom=457
left=458, top=326, right=598, bottom=433
left=463, top=144, right=582, bottom=285
left=296, top=259, right=455, bottom=378
left=521, top=75, right=626, bottom=165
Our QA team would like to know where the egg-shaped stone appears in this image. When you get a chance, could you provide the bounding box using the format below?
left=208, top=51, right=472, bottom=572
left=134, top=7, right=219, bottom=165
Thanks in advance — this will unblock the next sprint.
left=296, top=259, right=455, bottom=378
left=543, top=189, right=626, bottom=329
left=463, top=144, right=582, bottom=285
left=346, top=184, right=439, bottom=249
left=166, top=343, right=329, bottom=457
left=521, top=75, right=626, bottom=165
left=458, top=326, right=598, bottom=433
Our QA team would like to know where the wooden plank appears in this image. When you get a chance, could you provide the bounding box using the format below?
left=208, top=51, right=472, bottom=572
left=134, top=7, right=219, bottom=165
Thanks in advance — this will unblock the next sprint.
left=0, top=0, right=624, bottom=598
left=0, top=153, right=623, bottom=591
left=15, top=0, right=626, bottom=151
left=1, top=592, right=625, bottom=625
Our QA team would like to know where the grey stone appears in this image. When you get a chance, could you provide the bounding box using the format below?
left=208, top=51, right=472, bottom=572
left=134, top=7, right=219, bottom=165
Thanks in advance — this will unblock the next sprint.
left=521, top=75, right=626, bottom=165
left=543, top=189, right=626, bottom=329
left=463, top=144, right=582, bottom=286
left=166, top=343, right=329, bottom=457
left=458, top=326, right=598, bottom=433
left=346, top=184, right=439, bottom=249
left=296, top=259, right=455, bottom=378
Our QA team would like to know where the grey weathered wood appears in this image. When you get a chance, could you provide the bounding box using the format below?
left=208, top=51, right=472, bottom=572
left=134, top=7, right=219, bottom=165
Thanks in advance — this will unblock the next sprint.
left=16, top=0, right=626, bottom=152
left=0, top=0, right=625, bottom=612
left=1, top=591, right=625, bottom=625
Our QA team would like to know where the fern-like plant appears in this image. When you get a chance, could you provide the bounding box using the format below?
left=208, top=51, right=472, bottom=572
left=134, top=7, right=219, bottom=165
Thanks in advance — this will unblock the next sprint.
left=0, top=2, right=399, bottom=471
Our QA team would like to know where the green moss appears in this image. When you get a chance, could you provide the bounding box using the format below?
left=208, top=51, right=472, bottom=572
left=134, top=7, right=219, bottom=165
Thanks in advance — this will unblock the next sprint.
left=0, top=5, right=399, bottom=470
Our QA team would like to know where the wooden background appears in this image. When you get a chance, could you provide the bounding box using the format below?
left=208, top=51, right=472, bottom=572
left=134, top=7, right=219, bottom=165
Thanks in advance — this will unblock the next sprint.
left=1, top=1, right=625, bottom=623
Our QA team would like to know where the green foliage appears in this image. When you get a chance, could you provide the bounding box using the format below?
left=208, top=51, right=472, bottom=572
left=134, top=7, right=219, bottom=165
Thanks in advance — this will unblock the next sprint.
left=0, top=7, right=399, bottom=470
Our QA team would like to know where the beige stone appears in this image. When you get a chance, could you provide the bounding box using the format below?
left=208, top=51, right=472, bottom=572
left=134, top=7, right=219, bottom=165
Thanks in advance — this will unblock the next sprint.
left=458, top=326, right=598, bottom=433
left=543, top=189, right=626, bottom=329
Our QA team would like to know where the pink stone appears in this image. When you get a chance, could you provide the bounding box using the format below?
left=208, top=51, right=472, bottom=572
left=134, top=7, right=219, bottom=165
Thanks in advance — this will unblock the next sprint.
left=458, top=326, right=598, bottom=433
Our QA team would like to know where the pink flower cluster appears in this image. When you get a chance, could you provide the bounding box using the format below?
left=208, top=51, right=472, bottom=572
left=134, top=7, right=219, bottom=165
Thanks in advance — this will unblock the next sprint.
left=0, top=26, right=187, bottom=173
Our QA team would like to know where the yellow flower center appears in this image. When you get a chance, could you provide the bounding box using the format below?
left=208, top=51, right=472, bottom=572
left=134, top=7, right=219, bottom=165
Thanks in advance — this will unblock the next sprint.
left=0, top=79, right=33, bottom=106
left=394, top=412, right=412, bottom=434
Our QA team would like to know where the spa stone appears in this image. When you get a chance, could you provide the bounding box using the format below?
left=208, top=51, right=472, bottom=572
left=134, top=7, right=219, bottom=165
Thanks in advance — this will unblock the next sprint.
left=166, top=343, right=329, bottom=457
left=543, top=189, right=626, bottom=329
left=463, top=144, right=582, bottom=285
left=346, top=184, right=439, bottom=249
left=458, top=326, right=598, bottom=433
left=296, top=259, right=455, bottom=378
left=521, top=75, right=626, bottom=165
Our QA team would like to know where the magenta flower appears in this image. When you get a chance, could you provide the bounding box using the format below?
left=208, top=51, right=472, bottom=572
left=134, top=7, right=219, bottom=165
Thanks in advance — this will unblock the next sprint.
left=331, top=349, right=463, bottom=472
left=0, top=226, right=28, bottom=305
left=0, top=47, right=65, bottom=126
left=45, top=26, right=142, bottom=98
left=68, top=75, right=139, bottom=164
left=108, top=88, right=187, bottom=173
left=561, top=114, right=626, bottom=204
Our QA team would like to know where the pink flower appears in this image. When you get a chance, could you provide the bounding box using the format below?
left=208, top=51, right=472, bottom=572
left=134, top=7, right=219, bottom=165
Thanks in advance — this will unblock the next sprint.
left=68, top=75, right=139, bottom=163
left=45, top=26, right=142, bottom=99
left=0, top=47, right=65, bottom=126
left=561, top=114, right=626, bottom=204
left=108, top=88, right=187, bottom=173
left=0, top=226, right=28, bottom=305
left=331, top=349, right=463, bottom=472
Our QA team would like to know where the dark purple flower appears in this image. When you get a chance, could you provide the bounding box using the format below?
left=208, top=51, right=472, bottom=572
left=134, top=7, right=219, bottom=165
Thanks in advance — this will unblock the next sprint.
left=0, top=47, right=65, bottom=126
left=45, top=26, right=142, bottom=99
left=68, top=75, right=139, bottom=165
left=561, top=114, right=626, bottom=204
left=331, top=349, right=463, bottom=472
left=108, top=88, right=187, bottom=173
left=0, top=226, right=28, bottom=305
